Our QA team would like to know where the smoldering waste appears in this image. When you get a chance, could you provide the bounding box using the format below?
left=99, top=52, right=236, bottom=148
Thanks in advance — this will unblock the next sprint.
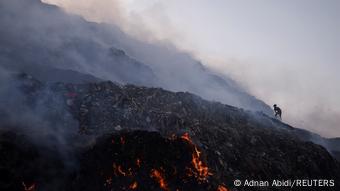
left=0, top=74, right=339, bottom=191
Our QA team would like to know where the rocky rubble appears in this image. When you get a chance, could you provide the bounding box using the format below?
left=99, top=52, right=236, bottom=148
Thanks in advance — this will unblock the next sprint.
left=0, top=74, right=339, bottom=191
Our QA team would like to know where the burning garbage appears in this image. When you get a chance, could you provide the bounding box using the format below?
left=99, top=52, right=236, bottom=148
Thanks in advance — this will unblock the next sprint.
left=217, top=185, right=229, bottom=191
left=73, top=131, right=224, bottom=191
left=1, top=76, right=340, bottom=191
left=129, top=181, right=138, bottom=189
left=181, top=133, right=211, bottom=182
left=150, top=169, right=169, bottom=191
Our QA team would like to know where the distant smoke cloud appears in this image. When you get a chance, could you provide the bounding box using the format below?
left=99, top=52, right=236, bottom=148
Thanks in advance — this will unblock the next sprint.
left=14, top=0, right=340, bottom=137
left=43, top=0, right=123, bottom=24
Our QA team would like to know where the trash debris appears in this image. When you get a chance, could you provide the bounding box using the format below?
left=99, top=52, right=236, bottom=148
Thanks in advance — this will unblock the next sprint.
left=1, top=75, right=339, bottom=191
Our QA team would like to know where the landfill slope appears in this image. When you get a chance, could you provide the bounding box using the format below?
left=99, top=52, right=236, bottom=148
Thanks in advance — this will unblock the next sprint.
left=0, top=75, right=339, bottom=191
left=0, top=0, right=272, bottom=114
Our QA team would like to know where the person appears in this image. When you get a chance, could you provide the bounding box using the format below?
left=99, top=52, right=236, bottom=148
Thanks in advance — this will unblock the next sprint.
left=273, top=104, right=282, bottom=119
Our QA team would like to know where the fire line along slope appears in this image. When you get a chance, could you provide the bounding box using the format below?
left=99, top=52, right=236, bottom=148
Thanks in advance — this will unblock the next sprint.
left=0, top=74, right=339, bottom=191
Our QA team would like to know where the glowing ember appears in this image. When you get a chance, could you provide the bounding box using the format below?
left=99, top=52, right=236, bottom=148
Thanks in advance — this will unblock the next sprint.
left=113, top=163, right=128, bottom=176
left=22, top=182, right=36, bottom=191
left=150, top=169, right=169, bottom=191
left=181, top=133, right=192, bottom=143
left=129, top=181, right=138, bottom=189
left=118, top=165, right=126, bottom=176
left=136, top=158, right=141, bottom=167
left=181, top=133, right=211, bottom=181
left=217, top=185, right=229, bottom=191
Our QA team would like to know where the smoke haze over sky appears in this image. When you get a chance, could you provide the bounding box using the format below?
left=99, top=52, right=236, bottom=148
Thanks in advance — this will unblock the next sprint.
left=43, top=0, right=340, bottom=137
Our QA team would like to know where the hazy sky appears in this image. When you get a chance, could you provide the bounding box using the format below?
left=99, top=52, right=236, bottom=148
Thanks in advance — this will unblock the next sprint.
left=43, top=0, right=340, bottom=137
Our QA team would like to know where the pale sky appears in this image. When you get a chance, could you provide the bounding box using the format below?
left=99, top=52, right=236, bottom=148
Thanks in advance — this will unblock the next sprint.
left=43, top=0, right=340, bottom=137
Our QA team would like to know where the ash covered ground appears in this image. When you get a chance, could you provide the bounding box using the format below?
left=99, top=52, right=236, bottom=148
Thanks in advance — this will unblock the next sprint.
left=0, top=74, right=339, bottom=191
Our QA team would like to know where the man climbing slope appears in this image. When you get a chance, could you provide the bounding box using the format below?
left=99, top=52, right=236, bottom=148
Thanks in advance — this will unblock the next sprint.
left=273, top=104, right=282, bottom=119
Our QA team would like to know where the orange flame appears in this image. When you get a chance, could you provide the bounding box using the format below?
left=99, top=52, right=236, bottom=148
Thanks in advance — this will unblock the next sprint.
left=181, top=133, right=211, bottom=181
left=117, top=165, right=127, bottom=176
left=217, top=185, right=229, bottom=191
left=150, top=169, right=169, bottom=191
left=181, top=133, right=192, bottom=143
left=113, top=163, right=127, bottom=176
left=192, top=146, right=210, bottom=180
left=129, top=181, right=138, bottom=189
left=22, top=182, right=36, bottom=191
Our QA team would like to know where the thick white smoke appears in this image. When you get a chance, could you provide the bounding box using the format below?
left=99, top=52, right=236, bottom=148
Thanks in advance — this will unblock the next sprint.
left=41, top=0, right=340, bottom=138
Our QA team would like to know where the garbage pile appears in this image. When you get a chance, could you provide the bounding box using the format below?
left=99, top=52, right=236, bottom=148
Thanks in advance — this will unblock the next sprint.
left=0, top=74, right=339, bottom=191
left=73, top=131, right=221, bottom=191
